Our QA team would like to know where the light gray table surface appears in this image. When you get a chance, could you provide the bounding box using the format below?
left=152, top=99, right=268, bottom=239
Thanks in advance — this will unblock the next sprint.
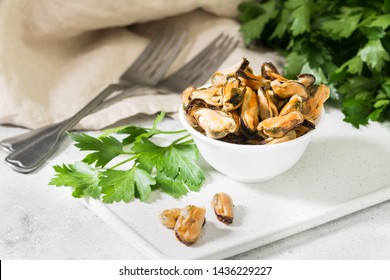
left=1, top=115, right=390, bottom=260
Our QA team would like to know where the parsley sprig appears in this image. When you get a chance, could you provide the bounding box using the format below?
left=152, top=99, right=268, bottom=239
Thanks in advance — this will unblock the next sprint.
left=49, top=112, right=205, bottom=203
left=238, top=0, right=390, bottom=127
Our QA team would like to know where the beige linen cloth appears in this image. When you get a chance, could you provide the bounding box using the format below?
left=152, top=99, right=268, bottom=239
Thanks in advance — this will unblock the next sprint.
left=0, top=0, right=283, bottom=130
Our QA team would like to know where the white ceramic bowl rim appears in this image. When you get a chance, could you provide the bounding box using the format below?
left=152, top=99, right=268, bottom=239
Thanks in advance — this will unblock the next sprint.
left=178, top=105, right=323, bottom=150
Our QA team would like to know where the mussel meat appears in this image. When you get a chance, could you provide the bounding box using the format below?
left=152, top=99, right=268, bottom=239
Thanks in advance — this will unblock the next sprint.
left=160, top=208, right=182, bottom=229
left=257, top=111, right=304, bottom=138
left=222, top=77, right=246, bottom=111
left=174, top=205, right=206, bottom=246
left=302, top=84, right=330, bottom=121
left=211, top=192, right=234, bottom=224
left=240, top=87, right=260, bottom=136
left=271, top=80, right=310, bottom=100
left=181, top=58, right=330, bottom=145
left=193, top=108, right=238, bottom=139
left=280, top=94, right=303, bottom=115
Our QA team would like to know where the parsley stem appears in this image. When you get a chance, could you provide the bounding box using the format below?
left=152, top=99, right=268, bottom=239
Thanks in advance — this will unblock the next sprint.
left=156, top=129, right=188, bottom=134
left=170, top=134, right=192, bottom=145
left=109, top=155, right=138, bottom=169
left=174, top=139, right=194, bottom=146
left=121, top=151, right=136, bottom=155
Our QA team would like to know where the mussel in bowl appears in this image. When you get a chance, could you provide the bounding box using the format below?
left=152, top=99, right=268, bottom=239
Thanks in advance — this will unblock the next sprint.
left=181, top=58, right=330, bottom=145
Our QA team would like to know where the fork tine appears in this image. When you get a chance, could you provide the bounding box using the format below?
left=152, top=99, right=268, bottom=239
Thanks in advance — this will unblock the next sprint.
left=0, top=24, right=186, bottom=158
left=181, top=34, right=233, bottom=80
left=187, top=37, right=239, bottom=86
left=142, top=26, right=187, bottom=79
left=128, top=24, right=174, bottom=70
left=138, top=26, right=180, bottom=71
left=121, top=24, right=186, bottom=84
left=95, top=33, right=238, bottom=109
left=161, top=34, right=239, bottom=91
left=185, top=34, right=229, bottom=72
left=172, top=33, right=226, bottom=74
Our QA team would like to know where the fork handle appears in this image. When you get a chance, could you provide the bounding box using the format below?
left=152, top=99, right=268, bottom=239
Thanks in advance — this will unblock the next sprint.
left=1, top=84, right=171, bottom=153
left=59, top=83, right=129, bottom=133
left=1, top=84, right=140, bottom=152
left=5, top=83, right=128, bottom=173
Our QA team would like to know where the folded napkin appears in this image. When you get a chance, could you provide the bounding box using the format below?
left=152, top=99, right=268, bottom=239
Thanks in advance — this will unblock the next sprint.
left=0, top=0, right=283, bottom=130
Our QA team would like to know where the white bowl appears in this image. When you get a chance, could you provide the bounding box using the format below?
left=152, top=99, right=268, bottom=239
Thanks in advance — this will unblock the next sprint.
left=179, top=105, right=323, bottom=183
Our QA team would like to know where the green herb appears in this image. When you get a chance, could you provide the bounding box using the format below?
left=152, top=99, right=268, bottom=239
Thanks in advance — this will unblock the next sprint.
left=238, top=0, right=390, bottom=127
left=49, top=112, right=205, bottom=203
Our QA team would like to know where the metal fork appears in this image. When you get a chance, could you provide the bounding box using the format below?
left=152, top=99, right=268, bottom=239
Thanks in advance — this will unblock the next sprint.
left=3, top=24, right=187, bottom=173
left=100, top=33, right=239, bottom=106
left=3, top=33, right=239, bottom=173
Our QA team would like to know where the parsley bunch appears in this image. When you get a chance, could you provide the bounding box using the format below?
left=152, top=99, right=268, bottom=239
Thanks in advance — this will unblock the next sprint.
left=238, top=0, right=390, bottom=127
left=49, top=112, right=205, bottom=203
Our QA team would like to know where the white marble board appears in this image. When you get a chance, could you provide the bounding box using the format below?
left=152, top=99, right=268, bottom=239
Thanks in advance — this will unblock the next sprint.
left=84, top=107, right=390, bottom=259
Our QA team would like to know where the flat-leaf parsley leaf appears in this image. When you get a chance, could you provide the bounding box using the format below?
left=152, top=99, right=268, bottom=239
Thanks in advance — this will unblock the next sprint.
left=49, top=112, right=205, bottom=203
left=238, top=0, right=390, bottom=127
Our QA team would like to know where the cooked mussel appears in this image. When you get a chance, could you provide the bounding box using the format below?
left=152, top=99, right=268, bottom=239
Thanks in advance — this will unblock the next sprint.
left=235, top=58, right=268, bottom=90
left=211, top=192, right=234, bottom=224
left=222, top=77, right=246, bottom=111
left=294, top=117, right=316, bottom=137
left=271, top=80, right=310, bottom=100
left=297, top=73, right=316, bottom=88
left=193, top=108, right=238, bottom=139
left=160, top=208, right=182, bottom=229
left=258, top=88, right=279, bottom=121
left=302, top=84, right=330, bottom=121
left=261, top=62, right=285, bottom=81
left=257, top=111, right=304, bottom=138
left=181, top=58, right=330, bottom=145
left=184, top=99, right=208, bottom=130
left=240, top=87, right=260, bottom=137
left=280, top=94, right=303, bottom=115
left=264, top=129, right=297, bottom=145
left=174, top=205, right=206, bottom=246
left=181, top=84, right=223, bottom=107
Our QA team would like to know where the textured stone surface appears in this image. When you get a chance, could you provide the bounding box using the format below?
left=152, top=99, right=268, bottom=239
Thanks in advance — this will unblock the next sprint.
left=1, top=123, right=390, bottom=260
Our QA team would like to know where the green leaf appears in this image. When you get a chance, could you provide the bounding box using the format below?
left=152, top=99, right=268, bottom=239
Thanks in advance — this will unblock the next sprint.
left=384, top=0, right=390, bottom=13
left=154, top=173, right=189, bottom=198
left=341, top=98, right=372, bottom=127
left=163, top=143, right=204, bottom=191
left=374, top=99, right=390, bottom=108
left=381, top=79, right=390, bottom=98
left=134, top=111, right=166, bottom=142
left=336, top=56, right=363, bottom=75
left=337, top=76, right=377, bottom=97
left=367, top=14, right=390, bottom=30
left=285, top=0, right=312, bottom=36
left=132, top=138, right=165, bottom=172
left=50, top=112, right=206, bottom=203
left=132, top=138, right=205, bottom=193
left=321, top=12, right=362, bottom=39
left=116, top=126, right=149, bottom=145
left=237, top=1, right=265, bottom=23
left=133, top=168, right=156, bottom=200
left=358, top=39, right=390, bottom=71
left=99, top=167, right=155, bottom=203
left=237, top=0, right=390, bottom=127
left=239, top=0, right=279, bottom=45
left=68, top=133, right=123, bottom=167
left=369, top=107, right=385, bottom=121
left=240, top=18, right=269, bottom=45
left=359, top=26, right=386, bottom=40
left=283, top=51, right=306, bottom=78
left=49, top=162, right=101, bottom=199
left=369, top=97, right=390, bottom=121
left=270, top=8, right=290, bottom=40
